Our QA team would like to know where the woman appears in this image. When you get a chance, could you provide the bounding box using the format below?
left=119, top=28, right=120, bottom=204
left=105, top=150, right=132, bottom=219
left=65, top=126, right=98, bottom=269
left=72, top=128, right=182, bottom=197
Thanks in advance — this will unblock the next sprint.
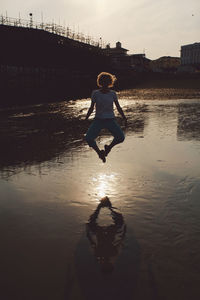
left=85, top=72, right=127, bottom=162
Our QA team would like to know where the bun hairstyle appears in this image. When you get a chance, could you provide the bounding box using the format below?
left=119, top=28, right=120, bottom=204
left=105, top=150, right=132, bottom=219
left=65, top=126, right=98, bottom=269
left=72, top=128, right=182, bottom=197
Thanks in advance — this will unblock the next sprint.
left=97, top=72, right=117, bottom=88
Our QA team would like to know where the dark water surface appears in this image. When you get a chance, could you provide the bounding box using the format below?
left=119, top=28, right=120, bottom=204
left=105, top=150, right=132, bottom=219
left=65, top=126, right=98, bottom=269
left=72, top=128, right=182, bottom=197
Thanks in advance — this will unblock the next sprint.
left=1, top=97, right=200, bottom=300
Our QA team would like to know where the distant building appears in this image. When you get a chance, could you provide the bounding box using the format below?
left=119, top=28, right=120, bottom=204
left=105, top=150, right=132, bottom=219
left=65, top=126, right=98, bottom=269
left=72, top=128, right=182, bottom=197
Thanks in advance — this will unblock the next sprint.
left=103, top=42, right=152, bottom=71
left=103, top=42, right=131, bottom=70
left=104, top=42, right=129, bottom=56
left=181, top=43, right=200, bottom=65
left=150, top=56, right=180, bottom=73
left=130, top=54, right=151, bottom=71
left=179, top=43, right=200, bottom=73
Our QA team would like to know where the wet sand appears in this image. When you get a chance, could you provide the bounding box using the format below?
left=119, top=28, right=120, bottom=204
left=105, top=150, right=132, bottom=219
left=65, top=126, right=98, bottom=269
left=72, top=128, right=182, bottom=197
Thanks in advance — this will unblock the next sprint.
left=0, top=89, right=200, bottom=300
left=119, top=87, right=200, bottom=100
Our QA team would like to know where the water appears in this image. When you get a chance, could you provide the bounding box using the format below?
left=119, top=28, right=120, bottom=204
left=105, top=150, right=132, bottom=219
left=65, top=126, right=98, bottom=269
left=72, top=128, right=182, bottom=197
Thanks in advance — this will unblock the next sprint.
left=0, top=96, right=200, bottom=300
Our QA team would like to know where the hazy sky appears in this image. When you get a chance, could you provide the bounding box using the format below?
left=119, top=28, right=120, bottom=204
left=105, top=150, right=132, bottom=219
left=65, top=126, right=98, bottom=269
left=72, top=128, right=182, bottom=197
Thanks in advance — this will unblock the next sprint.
left=1, top=0, right=199, bottom=59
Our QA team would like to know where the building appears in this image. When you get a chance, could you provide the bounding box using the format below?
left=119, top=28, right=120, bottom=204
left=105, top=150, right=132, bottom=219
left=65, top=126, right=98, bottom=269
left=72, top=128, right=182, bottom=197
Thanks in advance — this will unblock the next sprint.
left=181, top=43, right=200, bottom=65
left=130, top=54, right=151, bottom=71
left=150, top=56, right=180, bottom=73
left=103, top=42, right=131, bottom=70
left=103, top=42, right=152, bottom=71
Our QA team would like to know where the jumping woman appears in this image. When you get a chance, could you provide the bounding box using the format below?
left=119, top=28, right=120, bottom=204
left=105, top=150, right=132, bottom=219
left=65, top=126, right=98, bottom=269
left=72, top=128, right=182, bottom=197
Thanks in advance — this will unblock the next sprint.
left=85, top=72, right=127, bottom=163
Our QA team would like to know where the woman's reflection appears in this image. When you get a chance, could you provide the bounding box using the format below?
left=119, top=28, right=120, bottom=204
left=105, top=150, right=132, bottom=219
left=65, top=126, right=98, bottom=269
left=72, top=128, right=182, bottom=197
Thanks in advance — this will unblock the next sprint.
left=73, top=197, right=140, bottom=300
left=86, top=197, right=126, bottom=273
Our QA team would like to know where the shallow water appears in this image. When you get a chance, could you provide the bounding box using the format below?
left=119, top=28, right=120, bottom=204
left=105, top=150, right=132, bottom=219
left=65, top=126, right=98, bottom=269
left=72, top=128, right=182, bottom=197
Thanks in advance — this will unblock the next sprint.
left=1, top=97, right=200, bottom=300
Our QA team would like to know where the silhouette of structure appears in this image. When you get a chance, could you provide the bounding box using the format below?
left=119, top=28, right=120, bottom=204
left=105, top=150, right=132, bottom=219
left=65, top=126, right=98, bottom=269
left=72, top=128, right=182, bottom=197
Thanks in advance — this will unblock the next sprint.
left=0, top=15, right=111, bottom=105
left=181, top=43, right=200, bottom=66
left=179, top=43, right=200, bottom=73
left=0, top=14, right=105, bottom=47
left=150, top=56, right=180, bottom=73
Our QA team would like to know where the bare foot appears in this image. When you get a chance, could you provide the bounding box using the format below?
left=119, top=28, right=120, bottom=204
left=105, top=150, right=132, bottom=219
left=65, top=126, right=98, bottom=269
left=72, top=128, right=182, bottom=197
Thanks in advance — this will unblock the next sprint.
left=104, top=145, right=111, bottom=157
left=99, top=150, right=106, bottom=163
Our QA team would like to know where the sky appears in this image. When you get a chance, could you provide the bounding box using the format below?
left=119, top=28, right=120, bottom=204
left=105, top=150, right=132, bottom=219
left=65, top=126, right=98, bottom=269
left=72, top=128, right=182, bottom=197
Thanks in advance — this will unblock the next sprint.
left=1, top=0, right=200, bottom=59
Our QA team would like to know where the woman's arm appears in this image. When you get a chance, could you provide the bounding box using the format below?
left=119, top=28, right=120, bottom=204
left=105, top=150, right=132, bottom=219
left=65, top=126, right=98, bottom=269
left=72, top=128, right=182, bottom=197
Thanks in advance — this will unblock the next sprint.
left=114, top=99, right=127, bottom=125
left=85, top=101, right=95, bottom=120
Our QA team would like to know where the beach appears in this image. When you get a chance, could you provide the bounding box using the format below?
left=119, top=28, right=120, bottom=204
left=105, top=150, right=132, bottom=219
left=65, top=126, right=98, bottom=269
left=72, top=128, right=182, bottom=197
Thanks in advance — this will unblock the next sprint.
left=0, top=88, right=200, bottom=300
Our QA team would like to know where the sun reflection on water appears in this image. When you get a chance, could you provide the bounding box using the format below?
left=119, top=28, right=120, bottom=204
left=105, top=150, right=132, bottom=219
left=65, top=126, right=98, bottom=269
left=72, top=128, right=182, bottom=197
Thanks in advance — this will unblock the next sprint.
left=92, top=173, right=118, bottom=199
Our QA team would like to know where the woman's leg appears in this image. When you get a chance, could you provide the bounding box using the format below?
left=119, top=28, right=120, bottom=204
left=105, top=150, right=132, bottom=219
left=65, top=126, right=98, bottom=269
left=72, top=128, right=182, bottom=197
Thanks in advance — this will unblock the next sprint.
left=104, top=119, right=125, bottom=155
left=85, top=119, right=105, bottom=161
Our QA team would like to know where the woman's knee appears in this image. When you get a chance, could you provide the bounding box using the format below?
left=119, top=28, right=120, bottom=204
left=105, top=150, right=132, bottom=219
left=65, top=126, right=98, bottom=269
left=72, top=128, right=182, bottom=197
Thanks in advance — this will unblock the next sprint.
left=85, top=134, right=94, bottom=147
left=85, top=134, right=91, bottom=144
left=115, top=132, right=125, bottom=143
left=118, top=133, right=125, bottom=143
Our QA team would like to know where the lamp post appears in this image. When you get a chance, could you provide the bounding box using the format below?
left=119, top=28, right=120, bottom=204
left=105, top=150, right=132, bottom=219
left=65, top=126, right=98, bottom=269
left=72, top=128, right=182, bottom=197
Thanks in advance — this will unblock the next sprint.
left=100, top=37, right=102, bottom=48
left=29, top=13, right=33, bottom=28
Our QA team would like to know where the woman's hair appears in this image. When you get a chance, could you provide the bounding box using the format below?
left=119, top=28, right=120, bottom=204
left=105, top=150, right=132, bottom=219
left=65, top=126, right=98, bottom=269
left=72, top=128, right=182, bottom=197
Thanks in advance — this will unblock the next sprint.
left=97, top=72, right=117, bottom=88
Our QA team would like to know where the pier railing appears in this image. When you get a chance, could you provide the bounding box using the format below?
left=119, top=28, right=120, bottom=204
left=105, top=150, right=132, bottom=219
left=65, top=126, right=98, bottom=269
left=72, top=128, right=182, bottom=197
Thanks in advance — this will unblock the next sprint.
left=0, top=14, right=106, bottom=48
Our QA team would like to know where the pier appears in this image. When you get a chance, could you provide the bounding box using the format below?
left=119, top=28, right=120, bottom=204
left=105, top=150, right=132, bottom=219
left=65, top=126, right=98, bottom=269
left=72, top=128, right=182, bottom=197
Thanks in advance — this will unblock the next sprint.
left=0, top=15, right=110, bottom=106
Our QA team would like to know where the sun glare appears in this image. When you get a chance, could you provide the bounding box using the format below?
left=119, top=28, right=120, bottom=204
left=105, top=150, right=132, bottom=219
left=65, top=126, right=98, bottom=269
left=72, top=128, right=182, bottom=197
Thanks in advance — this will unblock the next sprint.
left=92, top=173, right=117, bottom=199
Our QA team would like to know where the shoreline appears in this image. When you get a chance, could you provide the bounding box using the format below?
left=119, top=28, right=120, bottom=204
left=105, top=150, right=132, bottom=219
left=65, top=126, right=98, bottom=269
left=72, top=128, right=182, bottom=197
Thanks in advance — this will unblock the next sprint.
left=119, top=88, right=200, bottom=100
left=1, top=73, right=200, bottom=107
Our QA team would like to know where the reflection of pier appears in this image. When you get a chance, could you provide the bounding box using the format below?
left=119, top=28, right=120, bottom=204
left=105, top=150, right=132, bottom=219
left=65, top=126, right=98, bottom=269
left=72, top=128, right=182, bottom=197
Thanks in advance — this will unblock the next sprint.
left=0, top=101, right=87, bottom=176
left=177, top=103, right=200, bottom=141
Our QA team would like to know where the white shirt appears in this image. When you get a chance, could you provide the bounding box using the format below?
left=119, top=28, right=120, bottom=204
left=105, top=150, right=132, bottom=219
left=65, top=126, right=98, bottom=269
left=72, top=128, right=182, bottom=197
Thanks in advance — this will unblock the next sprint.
left=91, top=89, right=118, bottom=119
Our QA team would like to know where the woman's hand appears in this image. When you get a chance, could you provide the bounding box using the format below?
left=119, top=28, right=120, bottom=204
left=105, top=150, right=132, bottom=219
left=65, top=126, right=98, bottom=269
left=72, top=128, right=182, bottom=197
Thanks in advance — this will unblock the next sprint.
left=123, top=116, right=127, bottom=127
left=85, top=101, right=95, bottom=120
